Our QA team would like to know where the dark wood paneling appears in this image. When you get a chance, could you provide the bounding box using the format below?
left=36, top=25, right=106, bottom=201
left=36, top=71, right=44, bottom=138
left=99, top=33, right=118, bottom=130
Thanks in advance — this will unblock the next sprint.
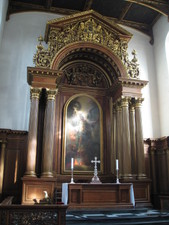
left=144, top=137, right=169, bottom=209
left=0, top=130, right=28, bottom=203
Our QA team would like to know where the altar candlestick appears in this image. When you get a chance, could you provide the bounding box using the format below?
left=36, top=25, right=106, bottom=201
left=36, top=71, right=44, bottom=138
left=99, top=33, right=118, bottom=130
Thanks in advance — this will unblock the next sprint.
left=116, top=159, right=119, bottom=170
left=116, top=159, right=120, bottom=184
left=71, top=158, right=74, bottom=169
left=70, top=158, right=74, bottom=184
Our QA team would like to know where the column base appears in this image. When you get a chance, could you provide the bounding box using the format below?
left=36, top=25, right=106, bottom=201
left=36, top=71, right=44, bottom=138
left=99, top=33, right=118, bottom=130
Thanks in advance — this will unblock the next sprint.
left=131, top=174, right=137, bottom=179
left=41, top=172, right=54, bottom=178
left=137, top=173, right=147, bottom=179
left=122, top=174, right=134, bottom=180
left=24, top=171, right=37, bottom=177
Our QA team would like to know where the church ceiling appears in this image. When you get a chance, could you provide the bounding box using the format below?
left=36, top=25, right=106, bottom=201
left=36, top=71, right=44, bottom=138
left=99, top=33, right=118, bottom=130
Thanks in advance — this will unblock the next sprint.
left=7, top=0, right=169, bottom=43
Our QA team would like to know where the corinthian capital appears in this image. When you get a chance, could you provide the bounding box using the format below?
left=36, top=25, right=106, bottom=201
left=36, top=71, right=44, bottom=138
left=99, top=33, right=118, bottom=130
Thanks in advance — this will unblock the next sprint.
left=135, top=98, right=144, bottom=108
left=30, top=87, right=42, bottom=99
left=46, top=89, right=58, bottom=100
left=121, top=96, right=130, bottom=107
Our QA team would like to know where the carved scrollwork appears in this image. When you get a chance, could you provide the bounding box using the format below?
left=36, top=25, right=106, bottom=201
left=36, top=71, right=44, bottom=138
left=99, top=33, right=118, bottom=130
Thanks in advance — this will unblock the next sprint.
left=33, top=17, right=140, bottom=79
left=120, top=48, right=140, bottom=79
left=128, top=50, right=140, bottom=79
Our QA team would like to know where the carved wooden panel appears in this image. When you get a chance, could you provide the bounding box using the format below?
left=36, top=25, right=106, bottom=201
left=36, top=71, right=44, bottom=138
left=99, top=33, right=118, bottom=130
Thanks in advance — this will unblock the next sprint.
left=144, top=137, right=169, bottom=209
left=63, top=62, right=108, bottom=87
left=68, top=183, right=133, bottom=209
left=0, top=205, right=68, bottom=225
left=133, top=181, right=151, bottom=207
left=22, top=178, right=55, bottom=205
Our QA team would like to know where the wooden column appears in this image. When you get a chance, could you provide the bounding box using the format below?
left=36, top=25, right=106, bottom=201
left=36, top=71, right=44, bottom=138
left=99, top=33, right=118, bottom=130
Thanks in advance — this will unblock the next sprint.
left=135, top=98, right=146, bottom=179
left=25, top=88, right=41, bottom=177
left=129, top=100, right=137, bottom=178
left=110, top=99, right=116, bottom=175
left=0, top=140, right=6, bottom=194
left=41, top=89, right=57, bottom=178
left=112, top=105, right=116, bottom=174
left=116, top=101, right=123, bottom=177
left=121, top=97, right=132, bottom=179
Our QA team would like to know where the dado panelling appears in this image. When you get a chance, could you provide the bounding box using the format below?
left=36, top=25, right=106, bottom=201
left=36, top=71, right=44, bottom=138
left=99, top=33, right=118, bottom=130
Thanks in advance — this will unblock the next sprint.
left=0, top=129, right=28, bottom=202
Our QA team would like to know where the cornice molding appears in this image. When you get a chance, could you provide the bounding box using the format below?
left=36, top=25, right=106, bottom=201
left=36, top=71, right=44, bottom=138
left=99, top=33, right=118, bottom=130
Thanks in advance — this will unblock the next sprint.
left=144, top=136, right=169, bottom=150
left=109, top=77, right=148, bottom=101
left=0, top=129, right=28, bottom=135
left=27, top=67, right=63, bottom=89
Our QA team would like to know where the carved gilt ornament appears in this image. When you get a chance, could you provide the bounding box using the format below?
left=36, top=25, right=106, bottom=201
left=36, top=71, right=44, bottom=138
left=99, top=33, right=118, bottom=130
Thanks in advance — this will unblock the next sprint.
left=33, top=11, right=140, bottom=80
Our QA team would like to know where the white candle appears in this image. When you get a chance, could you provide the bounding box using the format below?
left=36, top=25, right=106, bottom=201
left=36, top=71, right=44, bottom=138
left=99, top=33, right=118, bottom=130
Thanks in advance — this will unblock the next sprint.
left=116, top=159, right=119, bottom=170
left=71, top=158, right=74, bottom=169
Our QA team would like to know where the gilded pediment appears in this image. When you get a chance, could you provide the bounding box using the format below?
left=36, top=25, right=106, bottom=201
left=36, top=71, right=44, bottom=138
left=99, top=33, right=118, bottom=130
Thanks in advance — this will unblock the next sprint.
left=44, top=10, right=132, bottom=42
left=33, top=10, right=140, bottom=80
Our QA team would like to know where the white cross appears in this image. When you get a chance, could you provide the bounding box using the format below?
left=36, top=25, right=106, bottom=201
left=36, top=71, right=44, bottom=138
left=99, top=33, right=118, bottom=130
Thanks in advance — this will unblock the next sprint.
left=91, top=156, right=101, bottom=183
left=91, top=157, right=100, bottom=169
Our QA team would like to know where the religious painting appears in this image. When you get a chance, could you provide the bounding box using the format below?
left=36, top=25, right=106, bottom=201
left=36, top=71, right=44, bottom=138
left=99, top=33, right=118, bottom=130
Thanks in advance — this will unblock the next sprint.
left=63, top=94, right=103, bottom=173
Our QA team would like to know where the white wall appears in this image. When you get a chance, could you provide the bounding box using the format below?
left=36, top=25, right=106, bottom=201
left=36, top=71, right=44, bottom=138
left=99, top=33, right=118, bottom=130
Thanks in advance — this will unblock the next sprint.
left=153, top=16, right=169, bottom=137
left=123, top=26, right=160, bottom=139
left=0, top=11, right=167, bottom=139
left=0, top=12, right=63, bottom=131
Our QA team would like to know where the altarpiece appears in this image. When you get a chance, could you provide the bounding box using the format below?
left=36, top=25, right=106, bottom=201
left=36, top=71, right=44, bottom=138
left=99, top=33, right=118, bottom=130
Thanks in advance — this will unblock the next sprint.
left=22, top=10, right=151, bottom=208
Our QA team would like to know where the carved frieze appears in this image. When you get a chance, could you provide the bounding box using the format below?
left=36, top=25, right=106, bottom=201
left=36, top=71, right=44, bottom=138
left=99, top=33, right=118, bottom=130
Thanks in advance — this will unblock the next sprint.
left=63, top=62, right=108, bottom=88
left=59, top=49, right=121, bottom=83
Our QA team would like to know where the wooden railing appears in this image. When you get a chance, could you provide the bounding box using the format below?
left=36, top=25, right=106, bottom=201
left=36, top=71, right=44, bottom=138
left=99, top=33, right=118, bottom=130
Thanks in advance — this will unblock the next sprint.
left=0, top=196, right=14, bottom=205
left=0, top=204, right=68, bottom=225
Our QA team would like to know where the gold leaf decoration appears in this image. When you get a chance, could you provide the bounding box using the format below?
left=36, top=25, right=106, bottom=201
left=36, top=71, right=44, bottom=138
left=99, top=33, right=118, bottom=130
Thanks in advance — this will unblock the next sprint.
left=33, top=18, right=140, bottom=79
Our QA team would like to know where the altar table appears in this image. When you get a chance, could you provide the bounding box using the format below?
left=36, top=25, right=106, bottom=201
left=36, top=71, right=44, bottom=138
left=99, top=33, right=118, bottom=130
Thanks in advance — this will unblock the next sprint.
left=62, top=183, right=135, bottom=209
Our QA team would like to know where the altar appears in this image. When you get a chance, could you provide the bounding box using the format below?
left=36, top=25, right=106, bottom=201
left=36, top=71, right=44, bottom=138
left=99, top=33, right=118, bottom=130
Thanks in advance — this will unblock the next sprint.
left=62, top=183, right=135, bottom=209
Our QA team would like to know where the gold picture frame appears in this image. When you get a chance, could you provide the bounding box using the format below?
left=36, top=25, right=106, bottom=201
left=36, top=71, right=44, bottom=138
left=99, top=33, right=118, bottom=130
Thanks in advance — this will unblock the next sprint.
left=62, top=94, right=103, bottom=173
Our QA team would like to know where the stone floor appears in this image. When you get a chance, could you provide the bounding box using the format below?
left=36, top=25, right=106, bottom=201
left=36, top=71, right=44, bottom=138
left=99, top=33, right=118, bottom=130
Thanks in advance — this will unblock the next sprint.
left=66, top=208, right=169, bottom=225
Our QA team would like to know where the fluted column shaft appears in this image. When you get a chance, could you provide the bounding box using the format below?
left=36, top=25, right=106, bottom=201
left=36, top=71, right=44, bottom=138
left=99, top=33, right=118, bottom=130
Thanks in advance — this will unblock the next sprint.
left=121, top=97, right=132, bottom=179
left=25, top=88, right=41, bottom=177
left=0, top=141, right=6, bottom=193
left=116, top=102, right=123, bottom=177
left=129, top=101, right=137, bottom=177
left=41, top=89, right=57, bottom=177
left=111, top=105, right=116, bottom=174
left=135, top=98, right=146, bottom=179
